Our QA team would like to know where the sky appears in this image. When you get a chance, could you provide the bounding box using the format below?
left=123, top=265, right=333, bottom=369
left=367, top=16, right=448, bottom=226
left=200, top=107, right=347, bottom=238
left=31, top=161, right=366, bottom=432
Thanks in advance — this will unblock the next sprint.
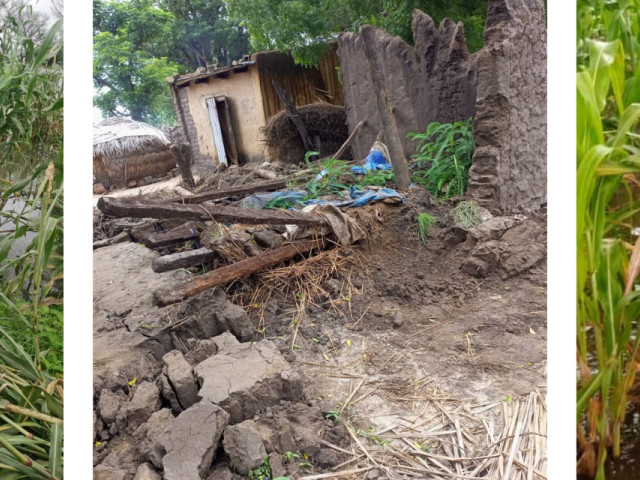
left=30, top=0, right=55, bottom=16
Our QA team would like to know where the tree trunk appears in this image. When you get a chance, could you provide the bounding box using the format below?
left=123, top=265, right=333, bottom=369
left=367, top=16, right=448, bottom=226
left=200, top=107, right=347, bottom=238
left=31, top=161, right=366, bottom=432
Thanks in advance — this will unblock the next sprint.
left=359, top=25, right=412, bottom=190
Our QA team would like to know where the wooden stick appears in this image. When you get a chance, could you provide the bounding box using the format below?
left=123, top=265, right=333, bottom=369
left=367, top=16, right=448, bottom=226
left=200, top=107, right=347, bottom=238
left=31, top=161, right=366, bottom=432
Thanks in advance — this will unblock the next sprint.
left=167, top=179, right=289, bottom=204
left=255, top=168, right=279, bottom=180
left=152, top=239, right=325, bottom=306
left=170, top=143, right=195, bottom=188
left=97, top=196, right=326, bottom=226
left=359, top=25, right=411, bottom=190
left=300, top=467, right=371, bottom=479
left=272, top=79, right=316, bottom=160
left=151, top=247, right=218, bottom=273
left=330, top=120, right=365, bottom=160
left=340, top=376, right=366, bottom=416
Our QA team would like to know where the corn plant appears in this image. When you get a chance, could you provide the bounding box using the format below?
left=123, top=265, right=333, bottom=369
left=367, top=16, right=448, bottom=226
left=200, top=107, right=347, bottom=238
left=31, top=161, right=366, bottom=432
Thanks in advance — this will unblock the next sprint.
left=408, top=118, right=474, bottom=198
left=0, top=15, right=63, bottom=177
left=577, top=2, right=640, bottom=477
left=0, top=160, right=64, bottom=479
left=0, top=13, right=64, bottom=479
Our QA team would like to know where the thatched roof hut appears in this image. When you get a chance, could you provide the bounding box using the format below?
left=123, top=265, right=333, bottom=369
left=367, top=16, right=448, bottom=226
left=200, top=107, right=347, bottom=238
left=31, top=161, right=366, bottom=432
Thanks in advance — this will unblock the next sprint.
left=93, top=118, right=176, bottom=189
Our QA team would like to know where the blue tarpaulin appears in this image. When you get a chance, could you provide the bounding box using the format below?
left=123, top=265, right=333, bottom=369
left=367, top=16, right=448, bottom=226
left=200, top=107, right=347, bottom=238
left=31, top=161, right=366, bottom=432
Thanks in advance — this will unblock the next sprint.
left=351, top=149, right=393, bottom=175
left=238, top=187, right=403, bottom=210
left=238, top=191, right=306, bottom=209
left=304, top=186, right=403, bottom=207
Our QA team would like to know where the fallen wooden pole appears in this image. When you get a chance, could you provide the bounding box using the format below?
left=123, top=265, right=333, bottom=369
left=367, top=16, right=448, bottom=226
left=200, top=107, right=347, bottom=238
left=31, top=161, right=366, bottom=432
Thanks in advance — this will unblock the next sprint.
left=145, top=224, right=196, bottom=248
left=153, top=239, right=325, bottom=306
left=93, top=231, right=130, bottom=250
left=97, top=197, right=326, bottom=226
left=167, top=179, right=288, bottom=204
left=152, top=247, right=218, bottom=273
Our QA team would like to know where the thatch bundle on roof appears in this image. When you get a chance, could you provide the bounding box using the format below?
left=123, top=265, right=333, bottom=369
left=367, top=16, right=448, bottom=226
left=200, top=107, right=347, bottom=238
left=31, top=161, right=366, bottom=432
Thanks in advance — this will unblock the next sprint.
left=262, top=103, right=350, bottom=164
left=93, top=118, right=176, bottom=189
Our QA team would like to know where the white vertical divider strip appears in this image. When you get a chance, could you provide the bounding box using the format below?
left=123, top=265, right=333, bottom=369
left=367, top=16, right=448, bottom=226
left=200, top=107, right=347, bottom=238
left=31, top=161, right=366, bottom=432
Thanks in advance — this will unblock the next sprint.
left=64, top=0, right=94, bottom=477
left=547, top=1, right=576, bottom=479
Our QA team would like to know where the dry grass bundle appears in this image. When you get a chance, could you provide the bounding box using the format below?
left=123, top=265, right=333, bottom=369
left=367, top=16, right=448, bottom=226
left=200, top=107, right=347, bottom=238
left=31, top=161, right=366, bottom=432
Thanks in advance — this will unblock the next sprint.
left=263, top=103, right=350, bottom=164
left=232, top=246, right=361, bottom=332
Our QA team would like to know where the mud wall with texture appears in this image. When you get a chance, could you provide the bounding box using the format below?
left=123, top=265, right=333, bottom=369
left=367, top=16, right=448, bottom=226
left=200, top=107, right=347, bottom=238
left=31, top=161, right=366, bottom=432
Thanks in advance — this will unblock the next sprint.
left=337, top=11, right=478, bottom=160
left=466, top=0, right=547, bottom=213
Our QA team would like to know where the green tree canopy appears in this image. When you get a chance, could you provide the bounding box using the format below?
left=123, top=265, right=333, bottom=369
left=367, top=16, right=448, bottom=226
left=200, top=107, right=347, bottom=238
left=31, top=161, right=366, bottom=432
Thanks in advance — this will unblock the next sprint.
left=157, top=0, right=249, bottom=69
left=226, top=0, right=488, bottom=66
left=93, top=0, right=492, bottom=124
left=93, top=0, right=183, bottom=124
left=94, top=0, right=250, bottom=125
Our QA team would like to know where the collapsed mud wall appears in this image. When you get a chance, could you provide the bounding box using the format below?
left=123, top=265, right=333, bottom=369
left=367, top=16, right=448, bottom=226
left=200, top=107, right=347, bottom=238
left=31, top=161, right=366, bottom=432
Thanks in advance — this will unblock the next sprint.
left=338, top=0, right=547, bottom=213
left=337, top=11, right=477, bottom=160
left=466, top=0, right=547, bottom=213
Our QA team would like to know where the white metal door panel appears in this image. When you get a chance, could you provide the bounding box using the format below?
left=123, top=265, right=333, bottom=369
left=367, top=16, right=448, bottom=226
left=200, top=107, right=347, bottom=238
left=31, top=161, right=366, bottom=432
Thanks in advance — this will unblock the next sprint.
left=206, top=97, right=228, bottom=166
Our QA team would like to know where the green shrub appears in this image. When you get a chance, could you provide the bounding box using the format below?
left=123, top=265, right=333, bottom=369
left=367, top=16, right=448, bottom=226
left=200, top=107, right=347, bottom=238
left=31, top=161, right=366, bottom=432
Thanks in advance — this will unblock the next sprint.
left=408, top=119, right=474, bottom=198
left=417, top=213, right=437, bottom=243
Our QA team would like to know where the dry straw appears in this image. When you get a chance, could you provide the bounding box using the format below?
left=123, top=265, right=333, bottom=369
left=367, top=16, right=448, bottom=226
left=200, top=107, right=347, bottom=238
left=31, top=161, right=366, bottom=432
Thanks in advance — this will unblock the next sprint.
left=93, top=118, right=176, bottom=188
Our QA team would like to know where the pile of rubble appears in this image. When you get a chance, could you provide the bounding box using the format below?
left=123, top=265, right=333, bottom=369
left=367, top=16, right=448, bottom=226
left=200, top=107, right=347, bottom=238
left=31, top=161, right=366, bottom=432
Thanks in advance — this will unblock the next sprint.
left=93, top=153, right=546, bottom=480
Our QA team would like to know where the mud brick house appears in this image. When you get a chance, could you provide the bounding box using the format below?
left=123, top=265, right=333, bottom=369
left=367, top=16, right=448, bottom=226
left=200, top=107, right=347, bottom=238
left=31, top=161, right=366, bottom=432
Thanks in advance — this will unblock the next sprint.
left=167, top=49, right=343, bottom=168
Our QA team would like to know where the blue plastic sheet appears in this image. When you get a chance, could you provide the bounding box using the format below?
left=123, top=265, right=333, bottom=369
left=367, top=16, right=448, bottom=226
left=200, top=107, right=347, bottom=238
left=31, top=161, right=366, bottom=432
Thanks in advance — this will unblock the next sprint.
left=238, top=191, right=306, bottom=209
left=238, top=186, right=404, bottom=211
left=303, top=186, right=403, bottom=208
left=351, top=149, right=392, bottom=175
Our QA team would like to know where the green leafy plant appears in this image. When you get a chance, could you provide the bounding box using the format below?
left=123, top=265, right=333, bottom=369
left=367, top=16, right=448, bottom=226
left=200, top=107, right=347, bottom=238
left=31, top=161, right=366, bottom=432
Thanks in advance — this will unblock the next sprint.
left=325, top=410, right=341, bottom=422
left=248, top=456, right=272, bottom=480
left=283, top=451, right=300, bottom=463
left=0, top=161, right=64, bottom=479
left=303, top=152, right=355, bottom=199
left=0, top=14, right=64, bottom=478
left=1, top=16, right=63, bottom=176
left=576, top=2, right=640, bottom=477
left=450, top=201, right=483, bottom=229
left=408, top=119, right=475, bottom=198
left=417, top=213, right=437, bottom=243
left=358, top=169, right=396, bottom=187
